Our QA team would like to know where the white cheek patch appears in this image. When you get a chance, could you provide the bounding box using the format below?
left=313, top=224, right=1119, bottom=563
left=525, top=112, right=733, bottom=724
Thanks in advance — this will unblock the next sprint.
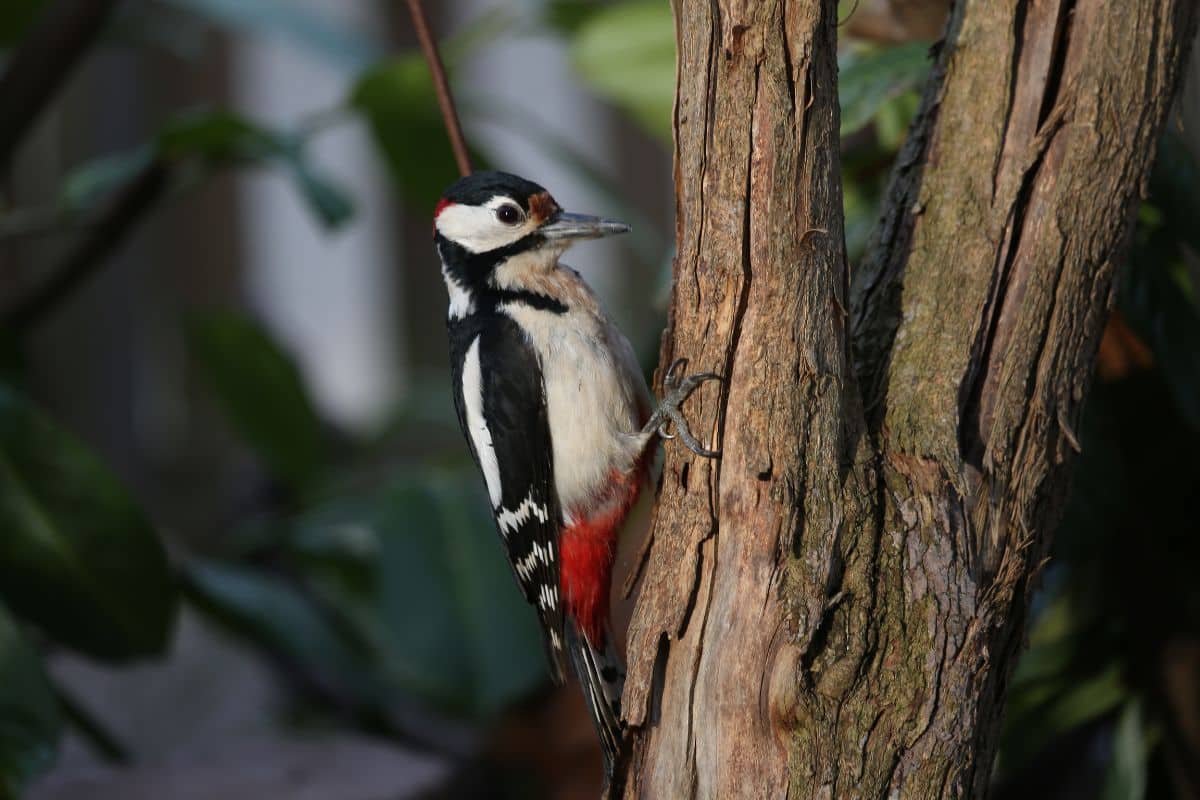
left=436, top=195, right=539, bottom=254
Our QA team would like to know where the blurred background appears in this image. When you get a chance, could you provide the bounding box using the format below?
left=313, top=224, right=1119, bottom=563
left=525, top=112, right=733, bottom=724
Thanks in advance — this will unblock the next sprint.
left=0, top=1, right=1197, bottom=798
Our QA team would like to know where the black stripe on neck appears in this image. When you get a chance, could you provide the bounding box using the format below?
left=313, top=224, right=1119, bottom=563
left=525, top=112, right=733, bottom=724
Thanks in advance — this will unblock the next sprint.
left=492, top=288, right=568, bottom=315
left=435, top=232, right=568, bottom=315
left=436, top=231, right=542, bottom=287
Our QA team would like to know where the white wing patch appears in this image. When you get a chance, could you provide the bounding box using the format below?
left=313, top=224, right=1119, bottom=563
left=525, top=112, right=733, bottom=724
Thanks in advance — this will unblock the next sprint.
left=496, top=494, right=549, bottom=537
left=462, top=336, right=502, bottom=506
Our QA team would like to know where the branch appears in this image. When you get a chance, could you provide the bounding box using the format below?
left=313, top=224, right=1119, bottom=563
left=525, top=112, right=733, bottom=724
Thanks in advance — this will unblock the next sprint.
left=1, top=160, right=169, bottom=333
left=405, top=0, right=472, bottom=178
left=0, top=0, right=122, bottom=172
left=55, top=683, right=131, bottom=764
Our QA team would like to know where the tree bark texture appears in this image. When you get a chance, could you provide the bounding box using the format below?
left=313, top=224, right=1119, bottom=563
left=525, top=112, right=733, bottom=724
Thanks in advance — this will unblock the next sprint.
left=620, top=1, right=1196, bottom=798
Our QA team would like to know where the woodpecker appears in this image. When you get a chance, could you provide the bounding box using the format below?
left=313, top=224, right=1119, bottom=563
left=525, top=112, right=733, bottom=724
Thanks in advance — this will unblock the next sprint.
left=434, top=170, right=718, bottom=783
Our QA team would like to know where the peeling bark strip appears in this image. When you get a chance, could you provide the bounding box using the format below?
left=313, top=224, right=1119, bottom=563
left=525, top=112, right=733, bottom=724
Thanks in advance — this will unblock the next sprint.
left=622, top=0, right=1195, bottom=798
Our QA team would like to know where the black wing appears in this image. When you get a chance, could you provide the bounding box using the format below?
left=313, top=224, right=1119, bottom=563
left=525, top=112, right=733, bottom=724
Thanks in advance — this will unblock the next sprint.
left=448, top=314, right=567, bottom=682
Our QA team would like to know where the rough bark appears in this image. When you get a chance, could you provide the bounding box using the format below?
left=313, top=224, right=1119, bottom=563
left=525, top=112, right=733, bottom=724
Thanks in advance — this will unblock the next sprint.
left=620, top=0, right=1196, bottom=798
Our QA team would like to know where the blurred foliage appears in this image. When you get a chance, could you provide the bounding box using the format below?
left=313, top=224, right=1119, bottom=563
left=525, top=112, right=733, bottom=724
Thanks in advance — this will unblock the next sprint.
left=994, top=136, right=1200, bottom=798
left=0, top=604, right=59, bottom=800
left=186, top=310, right=327, bottom=491
left=60, top=109, right=354, bottom=230
left=0, top=1, right=1197, bottom=798
left=568, top=1, right=675, bottom=143
left=182, top=310, right=546, bottom=720
left=0, top=386, right=176, bottom=662
left=351, top=53, right=482, bottom=210
left=187, top=469, right=546, bottom=721
left=158, top=0, right=383, bottom=71
left=839, top=43, right=930, bottom=139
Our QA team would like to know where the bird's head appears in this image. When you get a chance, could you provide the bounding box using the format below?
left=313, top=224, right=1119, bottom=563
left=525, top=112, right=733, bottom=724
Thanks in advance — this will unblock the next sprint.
left=433, top=171, right=629, bottom=260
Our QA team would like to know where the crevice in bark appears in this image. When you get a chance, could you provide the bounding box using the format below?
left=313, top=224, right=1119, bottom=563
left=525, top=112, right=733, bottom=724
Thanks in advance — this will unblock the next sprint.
left=993, top=1, right=1030, bottom=193
left=959, top=138, right=1054, bottom=467
left=1036, top=2, right=1075, bottom=127
left=646, top=633, right=670, bottom=726
left=676, top=522, right=711, bottom=636
left=684, top=540, right=718, bottom=788
left=962, top=1, right=1079, bottom=469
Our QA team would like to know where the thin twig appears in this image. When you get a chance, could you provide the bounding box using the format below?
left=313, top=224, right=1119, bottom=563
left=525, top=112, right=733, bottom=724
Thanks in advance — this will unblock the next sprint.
left=0, top=0, right=122, bottom=173
left=55, top=684, right=131, bottom=764
left=405, top=0, right=472, bottom=177
left=2, top=160, right=170, bottom=333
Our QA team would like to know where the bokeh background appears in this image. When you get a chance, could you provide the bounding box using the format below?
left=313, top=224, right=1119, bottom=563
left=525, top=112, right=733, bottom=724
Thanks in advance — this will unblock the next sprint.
left=0, top=1, right=1198, bottom=798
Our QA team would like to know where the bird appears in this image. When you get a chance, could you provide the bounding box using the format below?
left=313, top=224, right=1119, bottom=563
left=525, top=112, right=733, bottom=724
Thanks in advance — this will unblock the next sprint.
left=434, top=170, right=719, bottom=787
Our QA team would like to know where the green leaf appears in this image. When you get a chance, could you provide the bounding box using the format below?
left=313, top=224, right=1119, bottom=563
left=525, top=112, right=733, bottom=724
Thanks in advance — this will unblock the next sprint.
left=1000, top=587, right=1128, bottom=773
left=0, top=387, right=175, bottom=661
left=0, top=602, right=60, bottom=799
left=351, top=54, right=478, bottom=209
left=284, top=156, right=356, bottom=229
left=157, top=110, right=358, bottom=230
left=292, top=470, right=547, bottom=717
left=1003, top=663, right=1126, bottom=771
left=57, top=110, right=354, bottom=231
left=839, top=42, right=931, bottom=137
left=59, top=148, right=154, bottom=211
left=873, top=88, right=922, bottom=150
left=570, top=1, right=675, bottom=143
left=183, top=560, right=375, bottom=700
left=190, top=470, right=547, bottom=720
left=542, top=0, right=607, bottom=35
left=1102, top=700, right=1149, bottom=800
left=157, top=110, right=281, bottom=163
left=159, top=111, right=354, bottom=231
left=187, top=310, right=325, bottom=489
left=159, top=0, right=382, bottom=71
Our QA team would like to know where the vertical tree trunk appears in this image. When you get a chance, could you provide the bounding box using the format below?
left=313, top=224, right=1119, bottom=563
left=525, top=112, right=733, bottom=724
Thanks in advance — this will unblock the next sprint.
left=620, top=1, right=1196, bottom=797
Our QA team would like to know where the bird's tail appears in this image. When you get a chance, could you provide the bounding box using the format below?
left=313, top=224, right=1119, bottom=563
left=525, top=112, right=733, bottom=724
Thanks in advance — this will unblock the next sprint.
left=565, top=620, right=627, bottom=789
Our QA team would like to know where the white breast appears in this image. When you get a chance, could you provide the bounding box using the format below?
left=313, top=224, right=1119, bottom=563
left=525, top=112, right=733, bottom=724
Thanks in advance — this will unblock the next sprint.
left=500, top=302, right=649, bottom=520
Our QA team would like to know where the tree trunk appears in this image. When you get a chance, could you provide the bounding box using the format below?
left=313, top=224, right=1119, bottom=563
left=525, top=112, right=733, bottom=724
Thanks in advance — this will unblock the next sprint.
left=620, top=0, right=1196, bottom=798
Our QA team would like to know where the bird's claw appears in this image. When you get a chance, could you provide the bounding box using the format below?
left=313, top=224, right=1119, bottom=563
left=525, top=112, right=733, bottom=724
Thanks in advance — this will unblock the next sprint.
left=647, top=358, right=723, bottom=459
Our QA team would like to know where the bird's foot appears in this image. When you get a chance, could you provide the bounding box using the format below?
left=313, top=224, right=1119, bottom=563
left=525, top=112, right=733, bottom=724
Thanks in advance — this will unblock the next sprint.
left=644, top=357, right=722, bottom=458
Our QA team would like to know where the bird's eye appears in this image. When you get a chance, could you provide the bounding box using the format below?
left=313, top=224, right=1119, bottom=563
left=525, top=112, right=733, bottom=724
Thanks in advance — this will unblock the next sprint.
left=496, top=204, right=523, bottom=225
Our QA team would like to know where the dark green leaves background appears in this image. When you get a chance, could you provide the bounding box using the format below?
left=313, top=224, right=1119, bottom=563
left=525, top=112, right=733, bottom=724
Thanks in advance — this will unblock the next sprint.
left=0, top=387, right=174, bottom=662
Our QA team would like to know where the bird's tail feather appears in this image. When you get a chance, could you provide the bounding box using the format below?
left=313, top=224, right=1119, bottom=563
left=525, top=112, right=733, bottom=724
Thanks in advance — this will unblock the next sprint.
left=566, top=621, right=626, bottom=790
left=538, top=611, right=568, bottom=686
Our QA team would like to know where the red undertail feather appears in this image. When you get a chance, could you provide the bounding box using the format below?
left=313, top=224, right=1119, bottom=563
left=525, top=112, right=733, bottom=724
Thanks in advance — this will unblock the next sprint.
left=559, top=468, right=642, bottom=644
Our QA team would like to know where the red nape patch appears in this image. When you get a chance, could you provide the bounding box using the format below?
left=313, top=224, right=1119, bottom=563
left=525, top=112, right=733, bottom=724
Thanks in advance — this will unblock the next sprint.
left=559, top=470, right=643, bottom=643
left=432, top=198, right=453, bottom=234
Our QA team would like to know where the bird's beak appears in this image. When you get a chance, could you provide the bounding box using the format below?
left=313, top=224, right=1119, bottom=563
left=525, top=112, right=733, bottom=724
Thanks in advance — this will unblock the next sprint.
left=539, top=211, right=631, bottom=241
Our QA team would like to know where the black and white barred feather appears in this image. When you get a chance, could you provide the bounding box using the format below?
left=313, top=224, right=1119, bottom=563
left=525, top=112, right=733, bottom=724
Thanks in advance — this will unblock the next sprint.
left=448, top=311, right=568, bottom=682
